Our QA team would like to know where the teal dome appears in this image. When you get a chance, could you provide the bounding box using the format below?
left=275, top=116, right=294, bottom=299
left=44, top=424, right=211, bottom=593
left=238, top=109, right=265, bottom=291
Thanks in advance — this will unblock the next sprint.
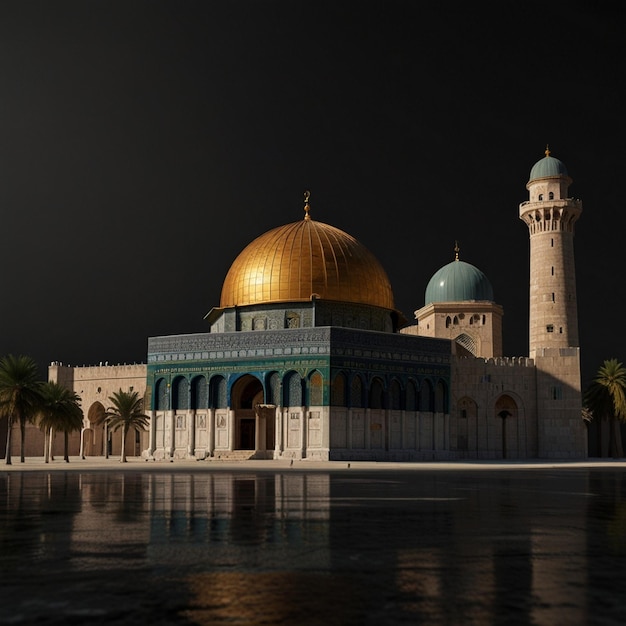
left=529, top=152, right=568, bottom=181
left=425, top=259, right=494, bottom=305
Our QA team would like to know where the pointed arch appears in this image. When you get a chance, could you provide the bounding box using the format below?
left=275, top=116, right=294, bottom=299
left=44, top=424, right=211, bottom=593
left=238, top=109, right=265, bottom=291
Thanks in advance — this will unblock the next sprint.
left=331, top=372, right=347, bottom=407
left=267, top=371, right=281, bottom=406
left=191, top=375, right=208, bottom=410
left=369, top=377, right=385, bottom=410
left=232, top=374, right=263, bottom=409
left=455, top=333, right=477, bottom=356
left=210, top=375, right=227, bottom=409
left=495, top=394, right=518, bottom=419
left=284, top=371, right=303, bottom=407
left=419, top=379, right=433, bottom=411
left=87, top=401, right=106, bottom=425
left=172, top=376, right=189, bottom=410
left=155, top=378, right=169, bottom=411
left=308, top=370, right=324, bottom=406
left=389, top=378, right=402, bottom=410
left=350, top=374, right=364, bottom=409
left=495, top=393, right=520, bottom=459
left=406, top=379, right=418, bottom=411
left=435, top=379, right=448, bottom=413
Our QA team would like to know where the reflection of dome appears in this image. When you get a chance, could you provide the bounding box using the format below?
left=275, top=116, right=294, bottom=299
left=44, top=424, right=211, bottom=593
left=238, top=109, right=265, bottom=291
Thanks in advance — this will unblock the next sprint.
left=425, top=258, right=494, bottom=305
left=220, top=203, right=395, bottom=310
left=529, top=147, right=568, bottom=182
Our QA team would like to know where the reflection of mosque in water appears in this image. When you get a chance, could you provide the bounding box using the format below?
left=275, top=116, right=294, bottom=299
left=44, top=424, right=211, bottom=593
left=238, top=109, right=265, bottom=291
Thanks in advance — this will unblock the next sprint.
left=51, top=471, right=593, bottom=624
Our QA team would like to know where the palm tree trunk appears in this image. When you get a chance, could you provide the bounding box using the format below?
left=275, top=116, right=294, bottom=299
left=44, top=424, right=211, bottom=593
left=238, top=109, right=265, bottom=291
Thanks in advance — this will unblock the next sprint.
left=5, top=421, right=12, bottom=465
left=44, top=428, right=50, bottom=463
left=120, top=427, right=127, bottom=463
left=49, top=427, right=55, bottom=461
left=64, top=431, right=69, bottom=462
left=19, top=418, right=25, bottom=463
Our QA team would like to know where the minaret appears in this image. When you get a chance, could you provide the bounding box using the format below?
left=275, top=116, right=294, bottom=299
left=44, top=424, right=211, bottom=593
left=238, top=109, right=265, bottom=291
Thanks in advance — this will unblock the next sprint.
left=519, top=147, right=582, bottom=358
left=519, top=147, right=586, bottom=458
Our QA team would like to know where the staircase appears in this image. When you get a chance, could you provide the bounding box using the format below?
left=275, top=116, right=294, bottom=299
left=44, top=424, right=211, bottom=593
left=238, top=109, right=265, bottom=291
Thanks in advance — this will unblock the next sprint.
left=209, top=450, right=255, bottom=461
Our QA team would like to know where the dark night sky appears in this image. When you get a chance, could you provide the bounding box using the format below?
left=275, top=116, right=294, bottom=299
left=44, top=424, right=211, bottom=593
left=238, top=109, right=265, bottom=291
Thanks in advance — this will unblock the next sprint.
left=0, top=0, right=624, bottom=388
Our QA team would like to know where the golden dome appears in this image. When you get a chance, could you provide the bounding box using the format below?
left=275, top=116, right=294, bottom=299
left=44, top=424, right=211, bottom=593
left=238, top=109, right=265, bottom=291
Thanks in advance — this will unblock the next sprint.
left=220, top=204, right=395, bottom=310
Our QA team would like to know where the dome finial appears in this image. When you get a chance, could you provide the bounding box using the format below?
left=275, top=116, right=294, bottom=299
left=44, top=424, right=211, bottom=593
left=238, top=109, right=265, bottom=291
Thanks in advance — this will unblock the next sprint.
left=545, top=144, right=551, bottom=157
left=304, top=190, right=311, bottom=221
left=454, top=240, right=460, bottom=261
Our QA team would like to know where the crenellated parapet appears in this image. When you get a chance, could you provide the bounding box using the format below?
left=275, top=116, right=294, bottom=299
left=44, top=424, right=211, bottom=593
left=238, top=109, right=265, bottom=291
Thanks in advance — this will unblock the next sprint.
left=456, top=356, right=534, bottom=368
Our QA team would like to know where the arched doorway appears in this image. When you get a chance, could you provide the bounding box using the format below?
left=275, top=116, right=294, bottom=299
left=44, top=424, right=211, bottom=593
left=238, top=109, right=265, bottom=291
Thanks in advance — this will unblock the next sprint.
left=495, top=394, right=519, bottom=459
left=87, top=401, right=107, bottom=456
left=231, top=375, right=275, bottom=455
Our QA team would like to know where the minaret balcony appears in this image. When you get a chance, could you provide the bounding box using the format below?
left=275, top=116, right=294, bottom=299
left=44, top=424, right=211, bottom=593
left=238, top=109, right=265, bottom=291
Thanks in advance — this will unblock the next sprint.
left=519, top=198, right=582, bottom=211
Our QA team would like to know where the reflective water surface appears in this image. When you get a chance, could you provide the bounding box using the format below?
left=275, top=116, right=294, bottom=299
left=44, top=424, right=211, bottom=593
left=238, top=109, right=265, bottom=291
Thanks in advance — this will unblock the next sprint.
left=2, top=467, right=626, bottom=625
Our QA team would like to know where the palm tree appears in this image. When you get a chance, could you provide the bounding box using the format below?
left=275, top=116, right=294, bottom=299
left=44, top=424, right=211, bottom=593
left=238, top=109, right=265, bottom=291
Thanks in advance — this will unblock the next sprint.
left=0, top=354, right=44, bottom=464
left=104, top=389, right=149, bottom=462
left=38, top=381, right=84, bottom=463
left=584, top=358, right=626, bottom=458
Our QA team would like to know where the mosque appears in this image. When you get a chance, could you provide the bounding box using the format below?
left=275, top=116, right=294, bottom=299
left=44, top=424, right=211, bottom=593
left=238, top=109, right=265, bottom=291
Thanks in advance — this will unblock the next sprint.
left=46, top=149, right=588, bottom=461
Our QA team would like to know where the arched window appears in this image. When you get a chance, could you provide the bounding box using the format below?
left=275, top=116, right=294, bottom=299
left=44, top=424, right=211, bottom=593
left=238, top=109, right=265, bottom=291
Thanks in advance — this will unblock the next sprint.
left=406, top=380, right=418, bottom=411
left=191, top=376, right=208, bottom=409
left=171, top=376, right=189, bottom=410
left=351, top=375, right=364, bottom=408
left=549, top=191, right=554, bottom=200
left=369, top=378, right=385, bottom=409
left=210, top=376, right=227, bottom=409
left=155, top=378, right=169, bottom=411
left=331, top=372, right=347, bottom=406
left=419, top=380, right=433, bottom=411
left=390, top=379, right=401, bottom=410
left=284, top=371, right=302, bottom=406
left=446, top=316, right=452, bottom=328
left=309, top=371, right=323, bottom=405
left=268, top=372, right=281, bottom=405
left=539, top=194, right=543, bottom=201
left=435, top=380, right=447, bottom=413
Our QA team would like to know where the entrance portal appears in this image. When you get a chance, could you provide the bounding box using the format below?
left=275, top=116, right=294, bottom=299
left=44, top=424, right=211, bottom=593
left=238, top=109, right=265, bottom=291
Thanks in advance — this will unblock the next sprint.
left=231, top=375, right=275, bottom=456
left=240, top=418, right=255, bottom=450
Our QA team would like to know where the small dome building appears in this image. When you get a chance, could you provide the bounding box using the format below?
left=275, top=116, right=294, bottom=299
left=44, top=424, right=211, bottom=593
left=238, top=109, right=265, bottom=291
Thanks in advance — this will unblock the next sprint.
left=406, top=244, right=503, bottom=358
left=424, top=256, right=494, bottom=305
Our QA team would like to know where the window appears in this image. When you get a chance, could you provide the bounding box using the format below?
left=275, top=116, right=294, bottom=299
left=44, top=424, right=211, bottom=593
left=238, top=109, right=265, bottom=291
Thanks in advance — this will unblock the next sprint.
left=547, top=325, right=554, bottom=333
left=549, top=191, right=554, bottom=200
left=539, top=194, right=543, bottom=200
